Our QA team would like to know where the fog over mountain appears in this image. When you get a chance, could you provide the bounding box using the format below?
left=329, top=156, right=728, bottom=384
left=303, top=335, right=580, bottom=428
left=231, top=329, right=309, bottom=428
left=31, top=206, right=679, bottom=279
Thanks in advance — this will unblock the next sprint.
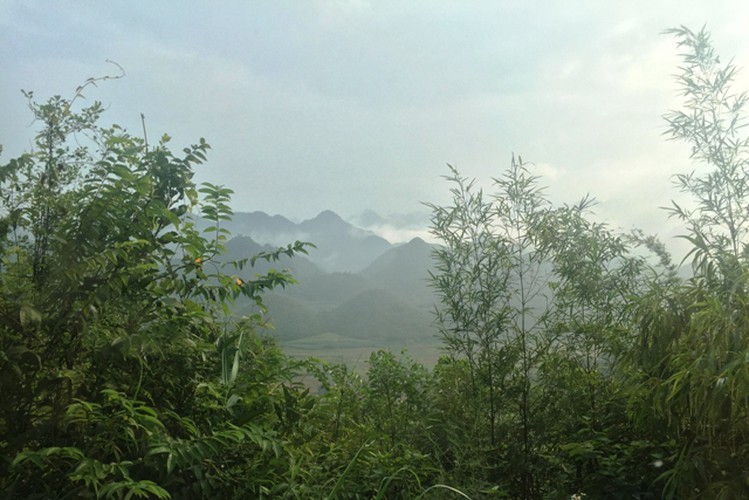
left=201, top=209, right=396, bottom=273
left=221, top=209, right=442, bottom=363
left=208, top=208, right=435, bottom=272
left=348, top=209, right=436, bottom=245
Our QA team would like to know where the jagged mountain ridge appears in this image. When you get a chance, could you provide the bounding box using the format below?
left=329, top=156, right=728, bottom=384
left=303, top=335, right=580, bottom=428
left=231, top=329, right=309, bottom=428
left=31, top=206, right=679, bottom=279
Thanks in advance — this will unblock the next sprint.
left=202, top=210, right=392, bottom=273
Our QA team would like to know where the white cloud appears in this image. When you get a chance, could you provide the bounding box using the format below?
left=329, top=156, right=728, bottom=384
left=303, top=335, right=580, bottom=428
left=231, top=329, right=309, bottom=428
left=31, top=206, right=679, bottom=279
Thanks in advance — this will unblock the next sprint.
left=352, top=223, right=436, bottom=245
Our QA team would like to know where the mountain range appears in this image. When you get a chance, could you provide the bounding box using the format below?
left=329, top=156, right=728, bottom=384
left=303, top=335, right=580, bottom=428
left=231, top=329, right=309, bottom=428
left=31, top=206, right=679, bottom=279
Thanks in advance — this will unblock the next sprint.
left=215, top=210, right=392, bottom=273
left=214, top=210, right=443, bottom=365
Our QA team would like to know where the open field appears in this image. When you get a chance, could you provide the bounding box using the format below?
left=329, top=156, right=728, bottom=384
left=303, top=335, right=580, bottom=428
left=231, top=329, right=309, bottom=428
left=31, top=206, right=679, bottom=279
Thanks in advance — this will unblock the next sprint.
left=282, top=333, right=444, bottom=373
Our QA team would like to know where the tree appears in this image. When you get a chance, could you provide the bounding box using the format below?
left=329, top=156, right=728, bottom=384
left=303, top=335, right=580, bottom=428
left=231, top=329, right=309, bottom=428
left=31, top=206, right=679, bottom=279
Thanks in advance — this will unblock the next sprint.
left=628, top=26, right=749, bottom=498
left=428, top=158, right=565, bottom=497
left=0, top=76, right=310, bottom=497
left=428, top=157, right=665, bottom=497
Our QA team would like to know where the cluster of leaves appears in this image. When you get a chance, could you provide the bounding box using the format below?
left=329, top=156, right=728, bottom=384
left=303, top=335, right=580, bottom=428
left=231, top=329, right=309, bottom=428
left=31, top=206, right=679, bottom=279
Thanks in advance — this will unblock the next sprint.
left=0, top=80, right=314, bottom=498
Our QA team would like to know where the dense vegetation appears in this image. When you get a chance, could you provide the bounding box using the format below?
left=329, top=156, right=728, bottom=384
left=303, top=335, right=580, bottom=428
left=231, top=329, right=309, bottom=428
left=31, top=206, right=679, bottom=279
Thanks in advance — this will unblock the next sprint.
left=1, top=26, right=748, bottom=498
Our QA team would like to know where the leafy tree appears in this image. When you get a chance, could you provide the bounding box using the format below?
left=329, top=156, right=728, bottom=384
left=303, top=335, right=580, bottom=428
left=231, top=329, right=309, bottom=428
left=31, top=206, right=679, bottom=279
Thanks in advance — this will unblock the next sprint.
left=628, top=26, right=749, bottom=498
left=428, top=158, right=667, bottom=497
left=428, top=158, right=554, bottom=496
left=299, top=352, right=440, bottom=499
left=535, top=204, right=668, bottom=498
left=0, top=76, right=310, bottom=497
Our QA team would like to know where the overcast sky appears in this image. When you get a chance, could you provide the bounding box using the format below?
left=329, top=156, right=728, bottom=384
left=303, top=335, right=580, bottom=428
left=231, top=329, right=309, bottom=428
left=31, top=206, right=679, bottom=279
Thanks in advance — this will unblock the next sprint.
left=2, top=1, right=749, bottom=248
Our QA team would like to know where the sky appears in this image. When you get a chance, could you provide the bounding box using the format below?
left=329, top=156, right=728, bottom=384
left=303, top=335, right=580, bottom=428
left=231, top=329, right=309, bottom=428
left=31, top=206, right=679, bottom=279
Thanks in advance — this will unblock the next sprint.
left=2, top=1, right=749, bottom=249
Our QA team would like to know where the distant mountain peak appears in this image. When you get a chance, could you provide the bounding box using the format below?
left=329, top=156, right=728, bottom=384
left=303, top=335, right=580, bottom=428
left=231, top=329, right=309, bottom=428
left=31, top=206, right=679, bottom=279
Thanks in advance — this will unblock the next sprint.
left=300, top=210, right=348, bottom=232
left=315, top=210, right=343, bottom=221
left=200, top=209, right=398, bottom=273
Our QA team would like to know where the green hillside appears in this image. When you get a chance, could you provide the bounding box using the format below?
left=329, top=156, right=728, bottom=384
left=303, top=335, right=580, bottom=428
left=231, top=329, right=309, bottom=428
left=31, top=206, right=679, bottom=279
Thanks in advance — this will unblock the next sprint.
left=224, top=217, right=441, bottom=358
left=321, top=289, right=435, bottom=343
left=360, top=236, right=438, bottom=309
left=284, top=271, right=371, bottom=307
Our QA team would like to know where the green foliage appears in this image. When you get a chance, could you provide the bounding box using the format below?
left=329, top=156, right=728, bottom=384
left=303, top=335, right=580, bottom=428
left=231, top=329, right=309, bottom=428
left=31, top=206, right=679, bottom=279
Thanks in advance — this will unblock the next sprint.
left=422, top=30, right=749, bottom=492
left=427, top=158, right=667, bottom=497
left=364, top=350, right=432, bottom=450
left=0, top=79, right=310, bottom=497
left=298, top=352, right=444, bottom=498
left=626, top=26, right=749, bottom=499
left=3, top=25, right=748, bottom=498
